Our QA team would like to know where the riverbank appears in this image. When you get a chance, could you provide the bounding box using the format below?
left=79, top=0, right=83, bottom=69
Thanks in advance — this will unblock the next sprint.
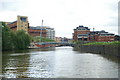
left=74, top=41, right=120, bottom=57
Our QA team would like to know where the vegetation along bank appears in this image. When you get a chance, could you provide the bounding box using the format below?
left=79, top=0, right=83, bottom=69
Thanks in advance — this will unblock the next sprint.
left=74, top=41, right=120, bottom=57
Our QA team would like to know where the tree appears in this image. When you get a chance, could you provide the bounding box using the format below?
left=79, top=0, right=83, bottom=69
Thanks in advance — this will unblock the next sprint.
left=31, top=36, right=55, bottom=42
left=2, top=22, right=14, bottom=50
left=1, top=22, right=31, bottom=50
left=14, top=30, right=31, bottom=50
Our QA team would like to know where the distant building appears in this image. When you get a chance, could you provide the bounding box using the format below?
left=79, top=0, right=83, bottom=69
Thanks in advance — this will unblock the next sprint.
left=29, top=26, right=55, bottom=40
left=97, top=31, right=115, bottom=42
left=73, top=25, right=90, bottom=41
left=55, top=37, right=72, bottom=43
left=114, top=35, right=120, bottom=41
left=7, top=15, right=29, bottom=33
left=28, top=26, right=47, bottom=38
left=88, top=31, right=99, bottom=41
left=55, top=37, right=62, bottom=42
left=46, top=27, right=55, bottom=40
left=5, top=16, right=55, bottom=40
left=73, top=25, right=115, bottom=42
left=89, top=30, right=115, bottom=42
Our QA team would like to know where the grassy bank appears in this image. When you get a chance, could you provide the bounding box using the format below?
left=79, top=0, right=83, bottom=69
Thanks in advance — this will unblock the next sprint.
left=83, top=41, right=120, bottom=45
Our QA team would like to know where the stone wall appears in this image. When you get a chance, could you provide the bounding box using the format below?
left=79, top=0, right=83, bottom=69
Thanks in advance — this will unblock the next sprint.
left=75, top=44, right=119, bottom=57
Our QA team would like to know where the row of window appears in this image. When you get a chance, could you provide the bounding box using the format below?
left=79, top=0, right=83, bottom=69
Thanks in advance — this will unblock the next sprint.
left=29, top=32, right=46, bottom=34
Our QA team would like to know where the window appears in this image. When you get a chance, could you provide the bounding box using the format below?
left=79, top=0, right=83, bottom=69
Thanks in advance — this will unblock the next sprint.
left=20, top=17, right=27, bottom=22
left=84, top=38, right=87, bottom=41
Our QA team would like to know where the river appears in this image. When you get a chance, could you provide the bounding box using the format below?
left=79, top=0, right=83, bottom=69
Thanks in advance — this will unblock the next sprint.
left=2, top=46, right=118, bottom=78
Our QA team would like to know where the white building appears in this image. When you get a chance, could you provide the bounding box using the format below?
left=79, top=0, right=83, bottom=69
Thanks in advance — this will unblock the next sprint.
left=36, top=26, right=55, bottom=40
left=46, top=27, right=55, bottom=40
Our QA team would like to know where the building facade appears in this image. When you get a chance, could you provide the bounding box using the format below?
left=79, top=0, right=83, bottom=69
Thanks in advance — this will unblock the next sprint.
left=8, top=16, right=29, bottom=33
left=89, top=30, right=115, bottom=42
left=46, top=27, right=55, bottom=40
left=28, top=26, right=47, bottom=38
left=73, top=25, right=90, bottom=41
left=29, top=26, right=55, bottom=40
left=6, top=16, right=55, bottom=40
left=73, top=25, right=115, bottom=42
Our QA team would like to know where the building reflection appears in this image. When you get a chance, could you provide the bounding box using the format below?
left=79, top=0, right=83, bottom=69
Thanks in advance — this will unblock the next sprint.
left=2, top=50, right=31, bottom=78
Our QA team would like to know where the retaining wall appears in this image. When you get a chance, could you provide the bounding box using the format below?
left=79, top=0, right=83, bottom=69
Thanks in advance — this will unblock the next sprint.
left=75, top=44, right=119, bottom=57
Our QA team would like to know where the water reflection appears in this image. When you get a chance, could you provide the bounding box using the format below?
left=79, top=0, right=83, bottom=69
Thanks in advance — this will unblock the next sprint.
left=2, top=46, right=118, bottom=78
left=2, top=50, right=31, bottom=78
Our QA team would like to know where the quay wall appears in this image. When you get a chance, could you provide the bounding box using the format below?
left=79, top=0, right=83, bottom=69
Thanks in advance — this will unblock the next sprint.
left=74, top=44, right=119, bottom=57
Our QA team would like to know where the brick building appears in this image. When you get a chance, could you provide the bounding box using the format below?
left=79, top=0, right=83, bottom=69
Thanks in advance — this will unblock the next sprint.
left=28, top=26, right=47, bottom=38
left=29, top=26, right=55, bottom=40
left=114, top=35, right=120, bottom=41
left=73, top=25, right=90, bottom=41
left=8, top=16, right=29, bottom=33
left=97, top=32, right=115, bottom=42
left=73, top=26, right=115, bottom=42
left=6, top=16, right=55, bottom=40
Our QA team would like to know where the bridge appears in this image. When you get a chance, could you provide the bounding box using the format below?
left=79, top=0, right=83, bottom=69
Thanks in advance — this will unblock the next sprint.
left=46, top=42, right=74, bottom=47
left=29, top=42, right=74, bottom=48
left=36, top=42, right=74, bottom=46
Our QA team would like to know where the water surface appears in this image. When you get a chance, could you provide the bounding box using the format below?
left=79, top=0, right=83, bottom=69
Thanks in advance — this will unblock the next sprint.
left=2, top=46, right=118, bottom=78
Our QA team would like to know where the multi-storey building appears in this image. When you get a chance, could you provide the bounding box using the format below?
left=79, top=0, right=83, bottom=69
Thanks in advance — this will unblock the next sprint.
left=73, top=25, right=90, bottom=41
left=97, top=31, right=115, bottom=42
left=29, top=26, right=55, bottom=40
left=8, top=16, right=29, bottom=33
left=46, top=27, right=55, bottom=40
left=28, top=26, right=47, bottom=38
left=6, top=16, right=55, bottom=40
left=89, top=30, right=115, bottom=42
left=114, top=35, right=120, bottom=41
left=73, top=25, right=115, bottom=42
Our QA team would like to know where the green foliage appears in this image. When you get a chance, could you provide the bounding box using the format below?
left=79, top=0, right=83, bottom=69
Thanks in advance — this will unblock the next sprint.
left=2, top=22, right=14, bottom=50
left=42, top=37, right=55, bottom=42
left=32, top=36, right=55, bottom=42
left=73, top=41, right=84, bottom=45
left=83, top=41, right=120, bottom=45
left=1, top=22, right=31, bottom=51
left=13, top=30, right=31, bottom=50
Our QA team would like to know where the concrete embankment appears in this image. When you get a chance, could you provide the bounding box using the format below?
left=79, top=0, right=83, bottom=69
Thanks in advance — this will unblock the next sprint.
left=74, top=44, right=120, bottom=57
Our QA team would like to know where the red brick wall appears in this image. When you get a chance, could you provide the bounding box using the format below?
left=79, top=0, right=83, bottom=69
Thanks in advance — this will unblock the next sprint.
left=28, top=29, right=47, bottom=37
left=74, top=30, right=90, bottom=34
left=73, top=30, right=90, bottom=41
left=8, top=22, right=17, bottom=31
left=97, top=36, right=115, bottom=42
left=89, top=35, right=99, bottom=41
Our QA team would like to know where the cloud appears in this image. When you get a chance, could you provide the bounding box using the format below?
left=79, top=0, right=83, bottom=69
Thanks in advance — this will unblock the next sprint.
left=0, top=0, right=119, bottom=38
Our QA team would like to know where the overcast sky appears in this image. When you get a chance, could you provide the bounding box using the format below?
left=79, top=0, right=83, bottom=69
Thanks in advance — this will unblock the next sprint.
left=0, top=0, right=119, bottom=38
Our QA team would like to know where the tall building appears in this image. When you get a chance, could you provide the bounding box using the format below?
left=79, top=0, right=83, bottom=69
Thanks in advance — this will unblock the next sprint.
left=8, top=16, right=29, bottom=33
